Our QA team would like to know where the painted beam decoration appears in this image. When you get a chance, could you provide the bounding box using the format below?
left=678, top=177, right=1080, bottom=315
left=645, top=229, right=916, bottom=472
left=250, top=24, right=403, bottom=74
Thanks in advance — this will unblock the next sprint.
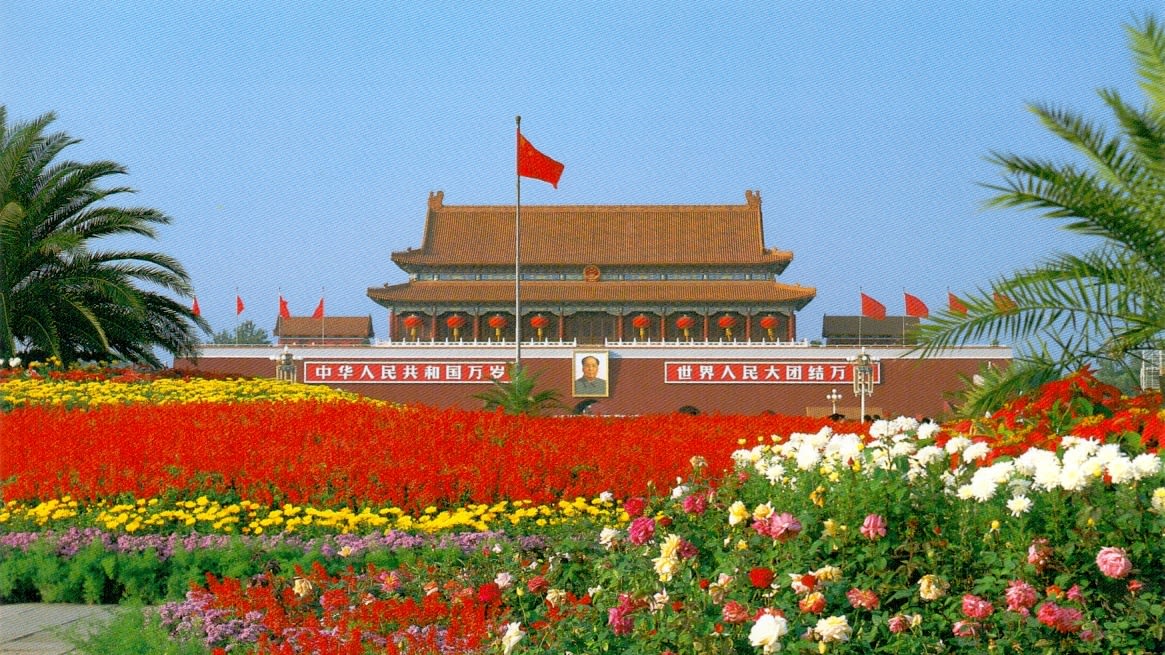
left=664, top=361, right=882, bottom=384
left=304, top=361, right=511, bottom=383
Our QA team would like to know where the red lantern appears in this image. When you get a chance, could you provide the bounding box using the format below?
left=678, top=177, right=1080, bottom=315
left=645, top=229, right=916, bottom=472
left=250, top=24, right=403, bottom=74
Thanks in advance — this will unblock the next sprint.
left=488, top=314, right=507, bottom=339
left=445, top=314, right=466, bottom=340
left=675, top=315, right=695, bottom=340
left=403, top=314, right=422, bottom=340
left=530, top=314, right=550, bottom=340
left=718, top=314, right=737, bottom=339
left=632, top=314, right=651, bottom=339
left=759, top=315, right=778, bottom=340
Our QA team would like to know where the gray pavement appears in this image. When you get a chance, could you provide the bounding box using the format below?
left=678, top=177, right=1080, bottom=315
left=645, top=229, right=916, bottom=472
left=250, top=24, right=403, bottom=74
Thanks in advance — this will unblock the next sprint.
left=0, top=604, right=121, bottom=655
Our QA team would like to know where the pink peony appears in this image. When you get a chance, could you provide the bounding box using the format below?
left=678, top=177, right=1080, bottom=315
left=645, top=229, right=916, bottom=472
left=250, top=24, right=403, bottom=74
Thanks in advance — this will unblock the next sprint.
left=1095, top=546, right=1132, bottom=579
left=1004, top=580, right=1038, bottom=615
left=627, top=516, right=655, bottom=545
left=859, top=513, right=887, bottom=540
left=961, top=594, right=993, bottom=620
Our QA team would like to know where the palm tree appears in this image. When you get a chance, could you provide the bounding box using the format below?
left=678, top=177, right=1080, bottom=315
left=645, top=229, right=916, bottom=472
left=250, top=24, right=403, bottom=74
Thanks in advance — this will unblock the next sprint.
left=0, top=107, right=209, bottom=367
left=474, top=364, right=564, bottom=416
left=917, top=16, right=1165, bottom=416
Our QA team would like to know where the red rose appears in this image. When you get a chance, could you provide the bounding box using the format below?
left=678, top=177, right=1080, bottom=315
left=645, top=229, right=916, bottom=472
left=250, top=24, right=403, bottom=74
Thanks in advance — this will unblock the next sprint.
left=749, top=567, right=775, bottom=589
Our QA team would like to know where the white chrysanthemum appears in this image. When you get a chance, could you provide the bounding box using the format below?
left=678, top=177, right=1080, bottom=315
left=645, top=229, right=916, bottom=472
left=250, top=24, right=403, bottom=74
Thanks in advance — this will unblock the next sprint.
left=1006, top=495, right=1032, bottom=517
left=1105, top=456, right=1136, bottom=485
left=868, top=447, right=893, bottom=471
left=962, top=442, right=991, bottom=463
left=868, top=419, right=892, bottom=439
left=917, top=421, right=941, bottom=440
left=969, top=475, right=998, bottom=502
left=1132, top=454, right=1162, bottom=479
left=1093, top=443, right=1124, bottom=465
left=730, top=449, right=753, bottom=467
left=1078, top=456, right=1105, bottom=481
left=795, top=443, right=822, bottom=470
left=890, top=436, right=918, bottom=458
left=1031, top=460, right=1063, bottom=491
left=671, top=484, right=688, bottom=499
left=1014, top=448, right=1058, bottom=477
left=1062, top=441, right=1099, bottom=470
left=764, top=462, right=786, bottom=485
left=1059, top=465, right=1089, bottom=492
left=825, top=434, right=864, bottom=463
left=913, top=445, right=946, bottom=467
left=944, top=436, right=971, bottom=454
left=956, top=484, right=976, bottom=500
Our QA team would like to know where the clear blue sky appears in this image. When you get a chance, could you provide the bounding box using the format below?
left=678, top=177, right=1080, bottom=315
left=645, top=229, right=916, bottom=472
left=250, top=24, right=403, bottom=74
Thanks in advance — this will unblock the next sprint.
left=2, top=1, right=1159, bottom=344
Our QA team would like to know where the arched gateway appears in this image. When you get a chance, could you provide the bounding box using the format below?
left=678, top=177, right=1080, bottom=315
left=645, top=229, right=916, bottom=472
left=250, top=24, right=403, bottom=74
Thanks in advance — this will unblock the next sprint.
left=176, top=191, right=1010, bottom=416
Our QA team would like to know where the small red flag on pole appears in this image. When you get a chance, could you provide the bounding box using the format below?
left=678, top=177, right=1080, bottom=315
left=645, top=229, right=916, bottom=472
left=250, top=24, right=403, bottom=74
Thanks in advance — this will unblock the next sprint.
left=904, top=292, right=929, bottom=318
left=278, top=296, right=291, bottom=319
left=517, top=131, right=564, bottom=188
left=312, top=298, right=325, bottom=319
left=236, top=295, right=245, bottom=315
left=192, top=297, right=201, bottom=317
left=860, top=292, right=886, bottom=320
left=948, top=291, right=968, bottom=315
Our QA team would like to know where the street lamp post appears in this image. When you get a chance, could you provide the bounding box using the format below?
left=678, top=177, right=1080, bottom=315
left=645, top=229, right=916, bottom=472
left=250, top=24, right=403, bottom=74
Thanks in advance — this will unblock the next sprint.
left=849, top=348, right=876, bottom=421
left=826, top=388, right=842, bottom=416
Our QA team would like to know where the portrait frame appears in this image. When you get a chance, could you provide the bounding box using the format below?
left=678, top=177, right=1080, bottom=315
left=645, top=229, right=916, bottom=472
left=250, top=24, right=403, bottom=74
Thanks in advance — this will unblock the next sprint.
left=572, top=349, right=610, bottom=398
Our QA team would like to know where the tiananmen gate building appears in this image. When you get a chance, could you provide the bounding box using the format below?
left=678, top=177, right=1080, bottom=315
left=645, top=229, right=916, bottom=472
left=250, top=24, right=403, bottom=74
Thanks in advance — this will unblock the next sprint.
left=176, top=191, right=1009, bottom=417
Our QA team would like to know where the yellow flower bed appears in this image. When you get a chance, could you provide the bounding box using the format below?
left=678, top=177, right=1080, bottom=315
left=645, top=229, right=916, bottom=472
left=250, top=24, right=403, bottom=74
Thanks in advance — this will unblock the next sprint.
left=1, top=495, right=625, bottom=535
left=1, top=376, right=380, bottom=408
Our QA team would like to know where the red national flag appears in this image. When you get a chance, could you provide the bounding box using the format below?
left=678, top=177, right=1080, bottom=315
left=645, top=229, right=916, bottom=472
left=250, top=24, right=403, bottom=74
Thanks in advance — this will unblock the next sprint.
left=861, top=292, right=886, bottom=320
left=517, top=130, right=564, bottom=188
left=312, top=298, right=325, bottom=320
left=279, top=295, right=291, bottom=319
left=994, top=292, right=1016, bottom=312
left=904, top=292, right=929, bottom=318
left=191, top=297, right=201, bottom=317
left=236, top=295, right=245, bottom=315
left=948, top=292, right=968, bottom=315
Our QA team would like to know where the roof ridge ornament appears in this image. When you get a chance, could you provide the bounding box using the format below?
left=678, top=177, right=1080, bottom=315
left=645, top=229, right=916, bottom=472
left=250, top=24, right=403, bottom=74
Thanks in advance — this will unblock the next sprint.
left=745, top=189, right=761, bottom=208
left=428, top=190, right=444, bottom=211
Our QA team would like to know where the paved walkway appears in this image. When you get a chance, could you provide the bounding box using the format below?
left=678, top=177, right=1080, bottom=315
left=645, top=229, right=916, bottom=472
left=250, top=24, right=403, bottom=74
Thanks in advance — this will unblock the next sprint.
left=0, top=604, right=121, bottom=655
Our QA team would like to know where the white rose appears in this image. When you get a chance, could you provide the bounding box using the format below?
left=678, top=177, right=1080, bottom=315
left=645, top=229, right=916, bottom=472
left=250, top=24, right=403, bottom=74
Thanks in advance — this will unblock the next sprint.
left=748, top=613, right=789, bottom=653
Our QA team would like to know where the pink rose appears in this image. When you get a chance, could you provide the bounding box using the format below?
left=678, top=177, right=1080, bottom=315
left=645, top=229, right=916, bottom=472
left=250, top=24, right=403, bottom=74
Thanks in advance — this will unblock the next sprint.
left=1004, top=580, right=1038, bottom=615
left=1095, top=546, right=1132, bottom=579
left=859, top=513, right=887, bottom=540
left=887, top=614, right=911, bottom=634
left=1027, top=537, right=1052, bottom=571
left=961, top=594, right=993, bottom=620
left=627, top=516, right=655, bottom=545
left=765, top=512, right=803, bottom=542
left=721, top=600, right=751, bottom=624
left=1036, top=602, right=1083, bottom=634
left=846, top=587, right=880, bottom=610
left=951, top=620, right=980, bottom=638
left=682, top=494, right=707, bottom=515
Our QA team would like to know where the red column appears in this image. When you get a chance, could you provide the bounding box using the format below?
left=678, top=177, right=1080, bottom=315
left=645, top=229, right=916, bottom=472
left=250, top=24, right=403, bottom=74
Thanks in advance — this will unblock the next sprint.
left=659, top=314, right=666, bottom=341
left=745, top=311, right=752, bottom=342
left=787, top=313, right=796, bottom=341
left=702, top=314, right=709, bottom=341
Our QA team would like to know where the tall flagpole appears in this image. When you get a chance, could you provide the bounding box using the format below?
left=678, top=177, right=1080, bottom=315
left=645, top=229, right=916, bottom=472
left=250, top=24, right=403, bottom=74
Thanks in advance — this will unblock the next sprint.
left=514, top=115, right=523, bottom=366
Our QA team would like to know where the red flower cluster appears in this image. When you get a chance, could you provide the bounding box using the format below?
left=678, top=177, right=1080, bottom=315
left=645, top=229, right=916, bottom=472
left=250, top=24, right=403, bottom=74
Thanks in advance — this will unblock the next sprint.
left=1, top=402, right=855, bottom=508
